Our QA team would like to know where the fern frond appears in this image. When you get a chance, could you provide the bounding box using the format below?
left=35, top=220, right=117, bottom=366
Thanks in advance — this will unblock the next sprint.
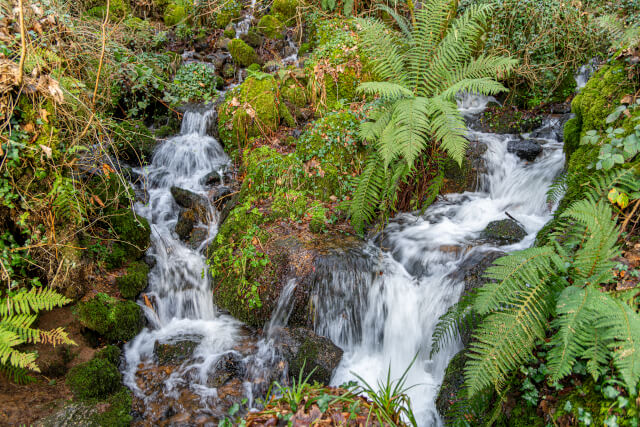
left=356, top=17, right=408, bottom=86
left=349, top=154, right=386, bottom=233
left=0, top=363, right=36, bottom=384
left=392, top=97, right=433, bottom=167
left=430, top=292, right=478, bottom=358
left=438, top=77, right=509, bottom=102
left=357, top=82, right=413, bottom=99
left=375, top=3, right=413, bottom=41
left=0, top=287, right=72, bottom=316
left=429, top=97, right=468, bottom=165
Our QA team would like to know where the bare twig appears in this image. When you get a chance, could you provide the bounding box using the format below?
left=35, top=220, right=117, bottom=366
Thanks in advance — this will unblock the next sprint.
left=17, top=0, right=26, bottom=86
left=92, top=0, right=110, bottom=105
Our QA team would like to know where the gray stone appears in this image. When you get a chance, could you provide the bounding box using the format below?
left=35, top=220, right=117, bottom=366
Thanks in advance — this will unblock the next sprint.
left=481, top=218, right=526, bottom=245
left=272, top=327, right=343, bottom=385
left=507, top=138, right=542, bottom=161
left=153, top=338, right=201, bottom=365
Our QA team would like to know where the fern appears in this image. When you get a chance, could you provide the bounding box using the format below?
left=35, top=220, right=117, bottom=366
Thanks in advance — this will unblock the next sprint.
left=0, top=287, right=75, bottom=381
left=430, top=291, right=478, bottom=358
left=349, top=0, right=516, bottom=232
left=463, top=191, right=640, bottom=396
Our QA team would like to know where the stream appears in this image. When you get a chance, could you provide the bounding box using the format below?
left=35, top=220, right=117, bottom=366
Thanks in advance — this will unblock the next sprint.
left=121, top=90, right=567, bottom=425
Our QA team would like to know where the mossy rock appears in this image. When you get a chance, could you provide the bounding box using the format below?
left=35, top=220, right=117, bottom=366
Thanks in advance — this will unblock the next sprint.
left=269, top=190, right=309, bottom=221
left=112, top=120, right=157, bottom=165
left=228, top=39, right=258, bottom=67
left=271, top=0, right=299, bottom=24
left=85, top=0, right=130, bottom=20
left=153, top=338, right=201, bottom=364
left=95, top=345, right=122, bottom=365
left=74, top=293, right=143, bottom=342
left=116, top=261, right=149, bottom=299
left=572, top=62, right=634, bottom=134
left=481, top=219, right=526, bottom=245
left=108, top=209, right=151, bottom=260
left=91, top=388, right=133, bottom=427
left=217, top=76, right=280, bottom=152
left=163, top=2, right=186, bottom=26
left=436, top=351, right=468, bottom=424
left=66, top=358, right=121, bottom=400
left=309, top=202, right=327, bottom=233
left=240, top=146, right=304, bottom=197
left=257, top=15, right=284, bottom=40
left=293, top=110, right=363, bottom=200
left=279, top=76, right=308, bottom=109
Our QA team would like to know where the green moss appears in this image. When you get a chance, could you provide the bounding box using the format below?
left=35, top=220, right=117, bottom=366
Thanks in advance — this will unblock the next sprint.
left=217, top=76, right=280, bottom=152
left=215, top=0, right=241, bottom=28
left=563, top=116, right=582, bottom=159
left=309, top=202, right=327, bottom=233
left=223, top=27, right=235, bottom=38
left=247, top=63, right=261, bottom=73
left=257, top=15, right=284, bottom=39
left=228, top=39, right=258, bottom=67
left=280, top=77, right=307, bottom=108
left=279, top=101, right=296, bottom=127
left=109, top=209, right=151, bottom=260
left=66, top=358, right=121, bottom=400
left=74, top=293, right=143, bottom=342
left=270, top=190, right=309, bottom=220
left=298, top=42, right=310, bottom=56
left=240, top=146, right=304, bottom=197
left=105, top=244, right=127, bottom=270
left=163, top=2, right=186, bottom=26
left=294, top=110, right=363, bottom=200
left=90, top=388, right=133, bottom=427
left=572, top=63, right=632, bottom=133
left=116, top=261, right=149, bottom=299
left=272, top=0, right=298, bottom=24
left=85, top=0, right=129, bottom=20
left=95, top=345, right=121, bottom=365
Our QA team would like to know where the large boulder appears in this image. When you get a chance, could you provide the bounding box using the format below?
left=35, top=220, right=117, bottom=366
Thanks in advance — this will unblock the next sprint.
left=272, top=327, right=343, bottom=385
left=481, top=218, right=526, bottom=245
left=507, top=138, right=542, bottom=161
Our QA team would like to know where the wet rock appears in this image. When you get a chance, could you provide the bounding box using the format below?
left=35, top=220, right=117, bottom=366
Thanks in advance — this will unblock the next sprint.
left=549, top=103, right=571, bottom=114
left=212, top=186, right=233, bottom=210
left=481, top=219, right=526, bottom=245
left=450, top=249, right=505, bottom=296
left=507, top=138, right=542, bottom=161
left=206, top=52, right=228, bottom=72
left=153, top=338, right=201, bottom=365
left=36, top=402, right=98, bottom=427
left=435, top=351, right=467, bottom=425
left=170, top=186, right=207, bottom=210
left=273, top=327, right=343, bottom=385
left=283, top=44, right=297, bottom=58
left=442, top=139, right=487, bottom=193
left=206, top=352, right=245, bottom=388
left=240, top=30, right=263, bottom=48
left=187, top=226, right=209, bottom=249
left=175, top=208, right=198, bottom=241
left=216, top=37, right=231, bottom=50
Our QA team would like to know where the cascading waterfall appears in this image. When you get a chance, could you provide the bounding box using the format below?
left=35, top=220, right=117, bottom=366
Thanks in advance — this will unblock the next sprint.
left=312, top=98, right=566, bottom=425
left=122, top=93, right=567, bottom=424
left=122, top=109, right=257, bottom=419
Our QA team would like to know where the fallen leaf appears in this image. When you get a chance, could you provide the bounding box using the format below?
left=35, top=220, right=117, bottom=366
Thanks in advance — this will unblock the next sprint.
left=39, top=144, right=52, bottom=158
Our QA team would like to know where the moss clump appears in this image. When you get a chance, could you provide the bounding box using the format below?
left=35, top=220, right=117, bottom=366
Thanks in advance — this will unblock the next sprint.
left=272, top=0, right=298, bottom=23
left=572, top=63, right=632, bottom=133
left=257, top=15, right=284, bottom=39
left=217, top=76, right=280, bottom=152
left=228, top=39, right=258, bottom=67
left=280, top=77, right=307, bottom=109
left=163, top=2, right=186, bottom=26
left=95, top=345, right=122, bottom=365
left=241, top=146, right=304, bottom=197
left=91, top=388, right=133, bottom=427
left=109, top=209, right=151, bottom=259
left=85, top=0, right=130, bottom=20
left=66, top=358, right=121, bottom=400
left=562, top=116, right=582, bottom=159
left=309, top=202, right=327, bottom=233
left=223, top=27, right=235, bottom=38
left=215, top=0, right=241, bottom=28
left=75, top=293, right=143, bottom=342
left=116, top=261, right=149, bottom=299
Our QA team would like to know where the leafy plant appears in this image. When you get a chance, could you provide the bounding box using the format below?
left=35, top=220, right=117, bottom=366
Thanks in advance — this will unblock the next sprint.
left=461, top=181, right=640, bottom=396
left=348, top=0, right=516, bottom=232
left=0, top=287, right=75, bottom=383
left=351, top=354, right=419, bottom=427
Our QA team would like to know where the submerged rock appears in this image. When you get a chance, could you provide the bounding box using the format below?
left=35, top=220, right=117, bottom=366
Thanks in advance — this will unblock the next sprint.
left=481, top=218, right=526, bottom=245
left=273, top=327, right=343, bottom=385
left=212, top=186, right=233, bottom=210
left=507, top=138, right=542, bottom=161
left=153, top=338, right=201, bottom=365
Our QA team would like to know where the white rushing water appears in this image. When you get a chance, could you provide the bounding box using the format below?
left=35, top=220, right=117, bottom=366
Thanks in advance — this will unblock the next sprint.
left=312, top=97, right=566, bottom=425
left=122, top=109, right=248, bottom=405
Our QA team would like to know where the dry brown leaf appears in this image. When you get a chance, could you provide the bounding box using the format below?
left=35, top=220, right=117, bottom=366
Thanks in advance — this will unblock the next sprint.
left=39, top=144, right=52, bottom=158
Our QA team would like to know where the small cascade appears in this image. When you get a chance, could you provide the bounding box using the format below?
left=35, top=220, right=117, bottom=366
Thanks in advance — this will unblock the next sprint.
left=234, top=0, right=257, bottom=37
left=312, top=97, right=567, bottom=425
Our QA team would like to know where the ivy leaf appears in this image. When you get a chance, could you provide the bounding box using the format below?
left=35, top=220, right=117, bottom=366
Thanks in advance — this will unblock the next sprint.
left=606, top=106, right=627, bottom=124
left=608, top=188, right=620, bottom=204
left=612, top=154, right=625, bottom=164
left=616, top=192, right=629, bottom=209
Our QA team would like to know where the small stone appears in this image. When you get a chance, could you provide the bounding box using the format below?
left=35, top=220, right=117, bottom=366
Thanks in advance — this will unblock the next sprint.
left=481, top=219, right=526, bottom=245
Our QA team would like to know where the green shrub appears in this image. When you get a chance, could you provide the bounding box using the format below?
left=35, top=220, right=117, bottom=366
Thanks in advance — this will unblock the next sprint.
left=164, top=2, right=187, bottom=26
left=74, top=293, right=143, bottom=342
left=66, top=358, right=121, bottom=400
left=116, top=261, right=149, bottom=299
left=272, top=0, right=298, bottom=24
left=165, top=62, right=220, bottom=106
